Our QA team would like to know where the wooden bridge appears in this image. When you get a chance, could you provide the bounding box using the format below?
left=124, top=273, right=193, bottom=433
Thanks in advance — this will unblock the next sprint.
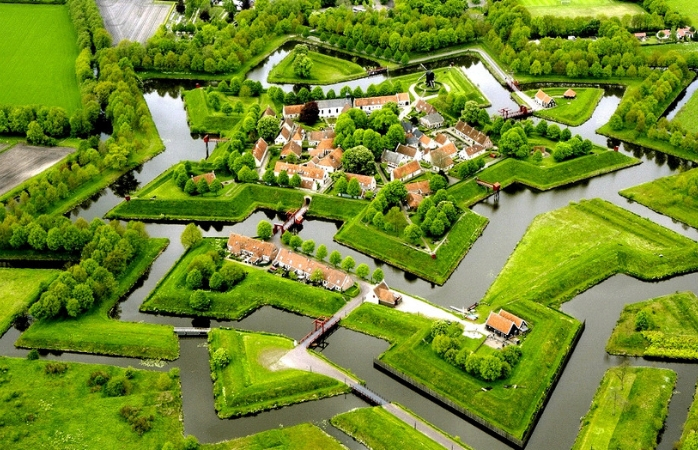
left=498, top=105, right=532, bottom=120
left=351, top=383, right=387, bottom=406
left=299, top=315, right=341, bottom=348
left=476, top=177, right=501, bottom=201
left=174, top=327, right=211, bottom=336
left=273, top=198, right=311, bottom=235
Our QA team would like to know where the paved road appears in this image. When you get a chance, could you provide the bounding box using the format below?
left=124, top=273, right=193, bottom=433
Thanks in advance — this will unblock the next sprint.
left=384, top=403, right=469, bottom=450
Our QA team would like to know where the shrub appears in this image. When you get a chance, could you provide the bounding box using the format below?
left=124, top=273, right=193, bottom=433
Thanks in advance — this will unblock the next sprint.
left=212, top=348, right=231, bottom=369
left=156, top=372, right=172, bottom=391
left=125, top=366, right=135, bottom=379
left=168, top=367, right=180, bottom=379
left=44, top=362, right=68, bottom=375
left=88, top=370, right=110, bottom=387
left=26, top=350, right=39, bottom=361
left=189, top=290, right=211, bottom=311
left=635, top=308, right=654, bottom=331
left=104, top=377, right=130, bottom=397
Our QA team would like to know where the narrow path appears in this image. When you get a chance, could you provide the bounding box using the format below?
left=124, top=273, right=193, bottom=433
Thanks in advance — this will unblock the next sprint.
left=374, top=162, right=389, bottom=184
left=383, top=403, right=469, bottom=450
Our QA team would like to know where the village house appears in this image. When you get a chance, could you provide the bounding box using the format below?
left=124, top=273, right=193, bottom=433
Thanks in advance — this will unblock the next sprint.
left=274, top=248, right=354, bottom=291
left=316, top=147, right=343, bottom=173
left=252, top=138, right=268, bottom=167
left=391, top=160, right=423, bottom=182
left=262, top=105, right=276, bottom=118
left=634, top=32, right=647, bottom=41
left=563, top=89, right=576, bottom=99
left=428, top=148, right=454, bottom=171
left=307, top=129, right=336, bottom=146
left=308, top=138, right=335, bottom=159
left=534, top=90, right=556, bottom=108
left=453, top=121, right=494, bottom=156
left=274, top=161, right=329, bottom=191
left=405, top=180, right=431, bottom=196
left=346, top=173, right=376, bottom=193
left=354, top=93, right=410, bottom=113
left=434, top=133, right=451, bottom=146
left=280, top=140, right=302, bottom=159
left=381, top=149, right=404, bottom=168
left=275, top=118, right=295, bottom=145
left=291, top=128, right=304, bottom=145
left=418, top=134, right=438, bottom=152
left=406, top=192, right=424, bottom=210
left=395, top=143, right=421, bottom=161
left=485, top=309, right=528, bottom=339
left=413, top=99, right=437, bottom=115
left=316, top=97, right=353, bottom=119
left=370, top=280, right=402, bottom=307
left=227, top=233, right=278, bottom=265
left=192, top=171, right=216, bottom=184
left=282, top=104, right=302, bottom=119
left=420, top=112, right=445, bottom=129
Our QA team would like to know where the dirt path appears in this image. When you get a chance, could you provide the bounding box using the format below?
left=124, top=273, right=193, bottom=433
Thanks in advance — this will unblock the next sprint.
left=0, top=144, right=74, bottom=196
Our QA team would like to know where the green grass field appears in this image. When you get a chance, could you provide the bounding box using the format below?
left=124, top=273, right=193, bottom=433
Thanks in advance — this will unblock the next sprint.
left=519, top=0, right=645, bottom=18
left=0, top=269, right=59, bottom=336
left=342, top=301, right=581, bottom=442
left=0, top=4, right=81, bottom=112
left=331, top=406, right=460, bottom=450
left=481, top=198, right=698, bottom=310
left=674, top=89, right=698, bottom=134
left=679, top=384, right=698, bottom=449
left=16, top=239, right=179, bottom=360
left=391, top=67, right=488, bottom=105
left=142, top=238, right=346, bottom=320
left=620, top=167, right=698, bottom=229
left=606, top=292, right=698, bottom=358
left=202, top=423, right=345, bottom=450
left=208, top=328, right=349, bottom=417
left=183, top=90, right=278, bottom=134
left=525, top=88, right=604, bottom=126
left=268, top=51, right=366, bottom=85
left=0, top=357, right=183, bottom=449
left=667, top=0, right=698, bottom=27
left=572, top=367, right=676, bottom=450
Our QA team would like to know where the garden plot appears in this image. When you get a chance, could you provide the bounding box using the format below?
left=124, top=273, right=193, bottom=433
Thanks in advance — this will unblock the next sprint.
left=0, top=144, right=74, bottom=196
left=96, top=0, right=171, bottom=44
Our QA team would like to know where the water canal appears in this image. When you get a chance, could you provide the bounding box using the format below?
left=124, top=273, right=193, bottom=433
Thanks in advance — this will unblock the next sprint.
left=3, top=51, right=698, bottom=449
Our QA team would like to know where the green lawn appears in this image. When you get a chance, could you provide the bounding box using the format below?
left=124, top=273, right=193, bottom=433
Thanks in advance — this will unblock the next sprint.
left=525, top=88, right=604, bottom=126
left=679, top=384, right=698, bottom=449
left=481, top=198, right=698, bottom=310
left=142, top=238, right=346, bottom=320
left=572, top=367, right=676, bottom=450
left=606, top=292, right=698, bottom=359
left=342, top=302, right=581, bottom=442
left=202, top=423, right=345, bottom=450
left=518, top=0, right=645, bottom=18
left=674, top=88, right=698, bottom=134
left=208, top=328, right=349, bottom=417
left=268, top=51, right=366, bottom=85
left=667, top=0, right=698, bottom=27
left=0, top=4, right=81, bottom=112
left=0, top=357, right=183, bottom=449
left=0, top=269, right=60, bottom=336
left=620, top=167, right=698, bottom=229
left=332, top=406, right=464, bottom=450
left=183, top=90, right=277, bottom=134
left=391, top=67, right=488, bottom=105
left=16, top=239, right=180, bottom=360
left=640, top=42, right=698, bottom=60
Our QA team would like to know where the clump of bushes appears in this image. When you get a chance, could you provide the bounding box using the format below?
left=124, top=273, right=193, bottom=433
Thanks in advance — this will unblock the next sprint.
left=44, top=362, right=68, bottom=375
left=104, top=376, right=131, bottom=397
left=189, top=290, right=211, bottom=311
left=120, top=405, right=155, bottom=435
left=635, top=307, right=655, bottom=331
left=87, top=370, right=110, bottom=390
left=184, top=249, right=246, bottom=293
left=211, top=348, right=231, bottom=369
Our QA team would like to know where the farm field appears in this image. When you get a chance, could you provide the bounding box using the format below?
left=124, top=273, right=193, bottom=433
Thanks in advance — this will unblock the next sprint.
left=572, top=367, right=676, bottom=450
left=518, top=0, right=645, bottom=18
left=666, top=0, right=698, bottom=27
left=0, top=269, right=60, bottom=336
left=0, top=144, right=74, bottom=196
left=0, top=4, right=81, bottom=112
left=202, top=423, right=345, bottom=449
left=606, top=292, right=698, bottom=358
left=525, top=88, right=604, bottom=126
left=268, top=51, right=366, bottom=85
left=96, top=0, right=170, bottom=44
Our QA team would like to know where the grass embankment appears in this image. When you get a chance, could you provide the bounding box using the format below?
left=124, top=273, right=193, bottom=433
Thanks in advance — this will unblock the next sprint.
left=0, top=269, right=60, bottom=336
left=674, top=88, right=698, bottom=134
left=0, top=357, right=182, bottom=449
left=332, top=406, right=466, bottom=450
left=142, top=239, right=346, bottom=320
left=16, top=239, right=179, bottom=360
left=202, top=423, right=345, bottom=450
left=208, top=329, right=349, bottom=418
left=342, top=302, right=581, bottom=442
left=518, top=0, right=645, bottom=18
left=525, top=88, right=603, bottom=126
left=606, top=292, right=698, bottom=359
left=183, top=89, right=277, bottom=134
left=0, top=4, right=80, bottom=112
left=679, top=383, right=698, bottom=449
left=448, top=151, right=639, bottom=207
left=268, top=51, right=366, bottom=85
left=391, top=67, right=488, bottom=105
left=620, top=168, right=698, bottom=229
left=335, top=209, right=488, bottom=285
left=481, top=198, right=698, bottom=311
left=572, top=367, right=676, bottom=450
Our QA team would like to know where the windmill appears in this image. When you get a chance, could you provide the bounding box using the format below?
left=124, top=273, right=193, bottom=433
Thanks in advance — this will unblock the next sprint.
left=416, top=64, right=435, bottom=88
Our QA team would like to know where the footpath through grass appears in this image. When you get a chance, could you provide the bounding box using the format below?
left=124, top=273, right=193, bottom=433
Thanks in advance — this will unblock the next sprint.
left=331, top=406, right=463, bottom=450
left=525, top=88, right=603, bottom=126
left=342, top=302, right=581, bottom=443
left=0, top=357, right=182, bottom=449
left=606, top=292, right=698, bottom=359
left=268, top=51, right=366, bottom=85
left=202, top=423, right=345, bottom=450
left=572, top=367, right=676, bottom=450
left=0, top=269, right=59, bottom=336
left=481, top=198, right=698, bottom=310
left=16, top=239, right=179, bottom=360
left=208, top=328, right=349, bottom=417
left=142, top=238, right=346, bottom=320
left=620, top=167, right=698, bottom=229
left=0, top=4, right=81, bottom=112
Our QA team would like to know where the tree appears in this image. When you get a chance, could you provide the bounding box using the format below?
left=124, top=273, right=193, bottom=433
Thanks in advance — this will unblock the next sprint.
left=310, top=268, right=325, bottom=284
left=293, top=54, right=313, bottom=78
left=278, top=170, right=289, bottom=187
left=635, top=308, right=654, bottom=331
left=316, top=244, right=328, bottom=261
left=429, top=175, right=448, bottom=192
left=341, top=256, right=356, bottom=272
left=461, top=101, right=480, bottom=123
left=301, top=239, right=315, bottom=255
left=257, top=221, right=272, bottom=240
left=356, top=263, right=370, bottom=279
left=371, top=268, right=384, bottom=283
left=181, top=223, right=202, bottom=249
left=186, top=269, right=203, bottom=289
left=342, top=146, right=375, bottom=175
left=300, top=101, right=319, bottom=124
left=499, top=127, right=530, bottom=158
left=329, top=250, right=342, bottom=267
left=335, top=176, right=348, bottom=194
left=256, top=116, right=280, bottom=142
left=289, top=235, right=303, bottom=250
left=404, top=223, right=423, bottom=244
left=289, top=173, right=302, bottom=188
left=197, top=178, right=209, bottom=195
left=219, top=263, right=245, bottom=288
left=184, top=178, right=197, bottom=195
left=381, top=181, right=408, bottom=206
left=346, top=177, right=361, bottom=197
left=189, top=290, right=210, bottom=311
left=262, top=168, right=277, bottom=185
left=209, top=178, right=223, bottom=196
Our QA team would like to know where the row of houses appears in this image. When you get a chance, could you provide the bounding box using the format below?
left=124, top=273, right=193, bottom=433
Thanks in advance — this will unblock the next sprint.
left=226, top=233, right=354, bottom=291
left=282, top=93, right=410, bottom=120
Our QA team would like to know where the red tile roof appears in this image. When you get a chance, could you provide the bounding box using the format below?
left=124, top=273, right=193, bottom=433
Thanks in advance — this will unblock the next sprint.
left=192, top=171, right=216, bottom=184
left=317, top=147, right=343, bottom=170
left=274, top=161, right=326, bottom=181
left=499, top=309, right=526, bottom=329
left=227, top=233, right=278, bottom=263
left=392, top=160, right=421, bottom=181
left=485, top=311, right=516, bottom=336
left=373, top=280, right=402, bottom=305
left=281, top=140, right=302, bottom=158
left=253, top=138, right=268, bottom=163
left=283, top=104, right=303, bottom=116
left=405, top=180, right=431, bottom=195
left=275, top=248, right=353, bottom=291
